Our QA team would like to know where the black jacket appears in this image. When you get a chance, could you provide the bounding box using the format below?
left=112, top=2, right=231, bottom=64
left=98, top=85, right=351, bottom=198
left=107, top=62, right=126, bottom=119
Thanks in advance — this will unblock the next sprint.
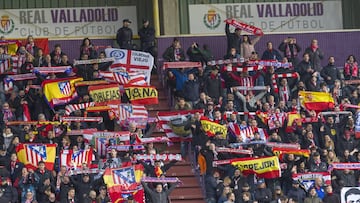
left=142, top=182, right=177, bottom=203
left=183, top=80, right=200, bottom=102
left=225, top=23, right=241, bottom=54
left=320, top=63, right=341, bottom=85
left=0, top=184, right=18, bottom=203
left=254, top=188, right=273, bottom=203
left=116, top=27, right=133, bottom=49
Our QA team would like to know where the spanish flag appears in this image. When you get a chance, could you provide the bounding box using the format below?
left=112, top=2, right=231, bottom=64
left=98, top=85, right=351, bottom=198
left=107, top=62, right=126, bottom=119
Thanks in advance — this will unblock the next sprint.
left=286, top=112, right=301, bottom=133
left=200, top=117, right=227, bottom=137
left=272, top=147, right=310, bottom=160
left=16, top=143, right=56, bottom=170
left=124, top=85, right=158, bottom=105
left=42, top=77, right=83, bottom=108
left=231, top=156, right=281, bottom=179
left=0, top=40, right=20, bottom=55
left=299, top=91, right=335, bottom=111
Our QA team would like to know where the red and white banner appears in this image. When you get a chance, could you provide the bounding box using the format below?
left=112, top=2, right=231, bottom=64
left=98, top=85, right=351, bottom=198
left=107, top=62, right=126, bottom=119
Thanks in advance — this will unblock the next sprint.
left=293, top=172, right=331, bottom=191
left=60, top=149, right=94, bottom=169
left=136, top=154, right=182, bottom=161
left=135, top=134, right=170, bottom=144
left=162, top=61, right=202, bottom=69
left=60, top=117, right=103, bottom=123
left=329, top=163, right=360, bottom=171
left=216, top=147, right=253, bottom=155
left=225, top=18, right=264, bottom=36
left=222, top=65, right=264, bottom=72
left=65, top=102, right=96, bottom=116
left=73, top=58, right=115, bottom=65
left=33, top=66, right=72, bottom=74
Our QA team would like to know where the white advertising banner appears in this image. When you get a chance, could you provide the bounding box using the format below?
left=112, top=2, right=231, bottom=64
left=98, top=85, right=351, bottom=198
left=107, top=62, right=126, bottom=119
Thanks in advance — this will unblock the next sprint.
left=189, top=1, right=342, bottom=34
left=0, top=6, right=138, bottom=38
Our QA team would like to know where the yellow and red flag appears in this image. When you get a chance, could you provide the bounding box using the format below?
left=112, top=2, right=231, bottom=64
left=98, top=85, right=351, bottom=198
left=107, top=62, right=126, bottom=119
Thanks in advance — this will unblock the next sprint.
left=42, top=77, right=83, bottom=108
left=231, top=156, right=281, bottom=179
left=200, top=117, right=227, bottom=137
left=272, top=147, right=310, bottom=160
left=124, top=85, right=158, bottom=105
left=16, top=143, right=56, bottom=170
left=299, top=91, right=335, bottom=111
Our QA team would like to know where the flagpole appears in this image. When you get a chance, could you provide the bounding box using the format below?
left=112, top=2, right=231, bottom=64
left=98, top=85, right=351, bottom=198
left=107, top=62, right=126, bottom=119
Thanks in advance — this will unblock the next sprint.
left=153, top=0, right=160, bottom=37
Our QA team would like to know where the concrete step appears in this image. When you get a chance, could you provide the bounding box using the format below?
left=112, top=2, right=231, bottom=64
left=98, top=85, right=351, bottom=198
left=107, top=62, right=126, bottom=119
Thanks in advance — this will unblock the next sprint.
left=170, top=200, right=206, bottom=203
left=169, top=187, right=204, bottom=200
left=168, top=177, right=200, bottom=188
left=166, top=164, right=194, bottom=177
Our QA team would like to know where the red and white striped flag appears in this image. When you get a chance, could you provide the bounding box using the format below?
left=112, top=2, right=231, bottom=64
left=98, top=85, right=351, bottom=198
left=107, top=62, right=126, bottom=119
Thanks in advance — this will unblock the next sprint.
left=60, top=149, right=94, bottom=169
left=11, top=54, right=26, bottom=74
left=100, top=70, right=147, bottom=85
left=95, top=136, right=108, bottom=157
left=240, top=126, right=254, bottom=142
left=118, top=104, right=148, bottom=120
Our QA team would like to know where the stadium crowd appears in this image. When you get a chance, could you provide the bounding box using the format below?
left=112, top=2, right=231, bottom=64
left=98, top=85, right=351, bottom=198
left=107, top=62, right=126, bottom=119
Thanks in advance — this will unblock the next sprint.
left=163, top=22, right=360, bottom=203
left=0, top=16, right=357, bottom=203
left=0, top=19, right=172, bottom=203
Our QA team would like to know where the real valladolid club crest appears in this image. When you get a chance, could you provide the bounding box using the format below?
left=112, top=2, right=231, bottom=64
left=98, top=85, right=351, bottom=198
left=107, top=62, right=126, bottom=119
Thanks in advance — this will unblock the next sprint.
left=203, top=9, right=221, bottom=29
left=0, top=15, right=15, bottom=35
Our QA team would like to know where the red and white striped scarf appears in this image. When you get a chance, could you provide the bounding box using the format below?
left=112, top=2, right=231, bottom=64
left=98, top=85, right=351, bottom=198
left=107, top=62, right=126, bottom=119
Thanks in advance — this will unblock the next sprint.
left=272, top=73, right=298, bottom=93
left=240, top=76, right=253, bottom=95
left=65, top=102, right=95, bottom=116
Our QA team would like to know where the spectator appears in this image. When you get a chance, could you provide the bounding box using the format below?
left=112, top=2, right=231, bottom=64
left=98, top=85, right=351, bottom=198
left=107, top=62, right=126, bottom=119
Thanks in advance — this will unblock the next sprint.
left=205, top=170, right=220, bottom=203
left=174, top=97, right=192, bottom=110
left=7, top=152, right=24, bottom=184
left=182, top=73, right=200, bottom=106
left=309, top=152, right=328, bottom=172
left=241, top=35, right=261, bottom=60
left=304, top=187, right=321, bottom=203
left=286, top=180, right=306, bottom=203
left=313, top=178, right=325, bottom=200
left=61, top=187, right=77, bottom=203
left=50, top=44, right=66, bottom=65
left=138, top=19, right=156, bottom=57
left=323, top=185, right=340, bottom=203
left=224, top=192, right=236, bottom=203
left=320, top=56, right=341, bottom=88
left=0, top=176, right=17, bottom=203
left=25, top=35, right=38, bottom=56
left=254, top=179, right=272, bottom=203
left=80, top=38, right=97, bottom=59
left=141, top=181, right=179, bottom=203
left=304, top=39, right=324, bottom=72
left=278, top=37, right=302, bottom=66
left=116, top=19, right=133, bottom=50
left=162, top=38, right=185, bottom=62
left=225, top=20, right=242, bottom=54
left=204, top=66, right=223, bottom=102
left=343, top=55, right=358, bottom=80
left=218, top=185, right=232, bottom=203
left=96, top=186, right=110, bottom=203
left=261, top=41, right=282, bottom=61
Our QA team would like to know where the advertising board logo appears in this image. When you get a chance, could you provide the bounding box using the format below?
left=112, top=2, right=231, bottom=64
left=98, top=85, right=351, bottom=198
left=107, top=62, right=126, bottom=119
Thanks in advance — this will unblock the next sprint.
left=110, top=50, right=125, bottom=60
left=0, top=15, right=14, bottom=35
left=203, top=9, right=221, bottom=30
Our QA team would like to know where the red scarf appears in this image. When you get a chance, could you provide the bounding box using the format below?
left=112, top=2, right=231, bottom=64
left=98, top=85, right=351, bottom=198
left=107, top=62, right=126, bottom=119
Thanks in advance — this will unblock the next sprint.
left=311, top=44, right=318, bottom=52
